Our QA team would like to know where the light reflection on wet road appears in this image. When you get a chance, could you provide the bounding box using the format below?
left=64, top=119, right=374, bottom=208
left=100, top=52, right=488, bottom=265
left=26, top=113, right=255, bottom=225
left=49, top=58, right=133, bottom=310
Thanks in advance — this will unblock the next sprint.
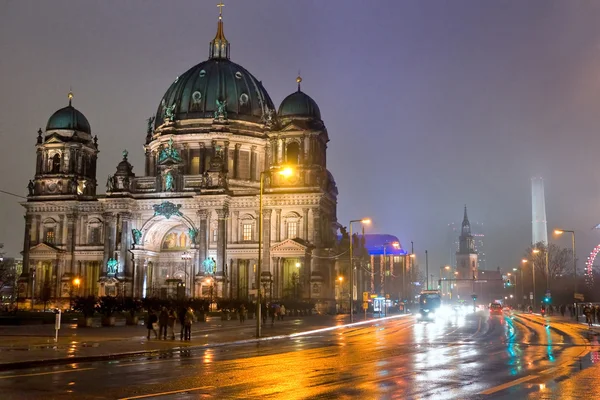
left=0, top=312, right=597, bottom=399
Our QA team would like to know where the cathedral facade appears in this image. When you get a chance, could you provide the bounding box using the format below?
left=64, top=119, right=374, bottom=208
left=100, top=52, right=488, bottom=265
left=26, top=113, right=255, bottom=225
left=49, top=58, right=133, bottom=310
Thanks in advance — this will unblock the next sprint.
left=19, top=11, right=339, bottom=310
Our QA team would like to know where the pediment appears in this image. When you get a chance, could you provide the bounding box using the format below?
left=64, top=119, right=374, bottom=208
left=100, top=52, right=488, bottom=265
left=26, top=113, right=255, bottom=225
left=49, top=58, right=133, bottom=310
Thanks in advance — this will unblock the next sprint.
left=44, top=135, right=65, bottom=144
left=278, top=121, right=308, bottom=132
left=29, top=242, right=63, bottom=254
left=270, top=238, right=312, bottom=254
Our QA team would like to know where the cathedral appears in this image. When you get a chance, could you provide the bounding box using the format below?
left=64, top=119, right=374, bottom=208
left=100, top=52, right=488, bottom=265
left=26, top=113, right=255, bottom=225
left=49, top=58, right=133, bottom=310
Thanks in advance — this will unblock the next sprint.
left=19, top=8, right=339, bottom=311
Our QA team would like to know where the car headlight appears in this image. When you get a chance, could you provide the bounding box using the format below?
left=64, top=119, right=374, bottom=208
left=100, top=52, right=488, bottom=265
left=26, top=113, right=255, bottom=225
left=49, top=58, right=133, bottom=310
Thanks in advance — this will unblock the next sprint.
left=416, top=313, right=422, bottom=319
left=428, top=312, right=434, bottom=318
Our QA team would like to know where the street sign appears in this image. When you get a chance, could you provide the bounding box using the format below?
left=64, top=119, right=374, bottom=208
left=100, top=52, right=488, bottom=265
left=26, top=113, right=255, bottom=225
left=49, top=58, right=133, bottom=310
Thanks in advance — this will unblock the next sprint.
left=370, top=294, right=377, bottom=299
left=362, top=301, right=368, bottom=310
left=574, top=293, right=585, bottom=301
left=363, top=292, right=369, bottom=302
left=530, top=293, right=533, bottom=300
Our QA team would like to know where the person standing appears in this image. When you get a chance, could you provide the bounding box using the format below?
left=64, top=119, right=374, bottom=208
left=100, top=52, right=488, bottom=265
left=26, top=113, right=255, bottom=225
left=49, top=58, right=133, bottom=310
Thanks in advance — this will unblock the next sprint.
left=184, top=306, right=196, bottom=341
left=158, top=307, right=169, bottom=340
left=167, top=309, right=177, bottom=340
left=146, top=310, right=158, bottom=340
left=178, top=305, right=187, bottom=340
left=238, top=304, right=246, bottom=324
left=280, top=304, right=286, bottom=321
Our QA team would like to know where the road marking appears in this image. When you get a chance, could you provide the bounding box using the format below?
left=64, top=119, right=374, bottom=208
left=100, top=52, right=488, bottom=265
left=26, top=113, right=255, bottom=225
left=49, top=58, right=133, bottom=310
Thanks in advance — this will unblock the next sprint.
left=0, top=367, right=95, bottom=380
left=119, top=386, right=215, bottom=399
left=478, top=375, right=539, bottom=395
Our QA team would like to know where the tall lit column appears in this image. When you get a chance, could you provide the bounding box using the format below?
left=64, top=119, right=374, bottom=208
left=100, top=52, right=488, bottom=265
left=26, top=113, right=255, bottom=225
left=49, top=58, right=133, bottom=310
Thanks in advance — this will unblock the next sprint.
left=349, top=218, right=371, bottom=323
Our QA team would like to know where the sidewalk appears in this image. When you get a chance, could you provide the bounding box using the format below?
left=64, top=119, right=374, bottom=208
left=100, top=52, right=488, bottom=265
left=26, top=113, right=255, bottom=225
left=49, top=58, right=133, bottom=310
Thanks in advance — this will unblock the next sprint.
left=516, top=311, right=600, bottom=333
left=0, top=314, right=362, bottom=370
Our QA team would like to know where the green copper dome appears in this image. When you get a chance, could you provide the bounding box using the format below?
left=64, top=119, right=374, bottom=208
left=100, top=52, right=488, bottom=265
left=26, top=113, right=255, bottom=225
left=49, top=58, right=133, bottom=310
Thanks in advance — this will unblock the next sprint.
left=278, top=90, right=321, bottom=120
left=46, top=105, right=91, bottom=134
left=155, top=59, right=275, bottom=126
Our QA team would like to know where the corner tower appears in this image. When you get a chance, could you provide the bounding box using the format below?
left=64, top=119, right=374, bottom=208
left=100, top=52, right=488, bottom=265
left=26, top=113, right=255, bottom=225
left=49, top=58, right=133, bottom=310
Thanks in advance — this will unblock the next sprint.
left=29, top=92, right=98, bottom=199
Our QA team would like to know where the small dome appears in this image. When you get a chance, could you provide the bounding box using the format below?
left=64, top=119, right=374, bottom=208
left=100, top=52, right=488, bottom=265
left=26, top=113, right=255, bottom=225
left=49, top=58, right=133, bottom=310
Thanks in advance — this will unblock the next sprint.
left=46, top=105, right=91, bottom=134
left=278, top=90, right=321, bottom=120
left=115, top=150, right=134, bottom=176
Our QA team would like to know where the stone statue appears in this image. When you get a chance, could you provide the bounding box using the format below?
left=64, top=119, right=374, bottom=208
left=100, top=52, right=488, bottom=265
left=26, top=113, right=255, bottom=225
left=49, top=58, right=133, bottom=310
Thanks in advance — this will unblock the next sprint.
left=262, top=108, right=274, bottom=126
left=132, top=229, right=142, bottom=245
left=164, top=103, right=176, bottom=122
left=165, top=171, right=174, bottom=192
left=146, top=116, right=155, bottom=134
left=214, top=99, right=227, bottom=120
left=188, top=228, right=197, bottom=244
left=106, top=258, right=118, bottom=276
left=122, top=149, right=128, bottom=160
left=27, top=180, right=35, bottom=196
left=106, top=175, right=114, bottom=192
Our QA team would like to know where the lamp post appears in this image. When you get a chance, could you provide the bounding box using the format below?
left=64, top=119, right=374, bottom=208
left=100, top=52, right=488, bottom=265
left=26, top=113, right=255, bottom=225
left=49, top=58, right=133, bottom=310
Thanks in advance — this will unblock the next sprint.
left=522, top=258, right=535, bottom=307
left=256, top=166, right=293, bottom=338
left=439, top=266, right=450, bottom=297
left=181, top=251, right=192, bottom=298
left=349, top=218, right=371, bottom=323
left=554, top=229, right=577, bottom=299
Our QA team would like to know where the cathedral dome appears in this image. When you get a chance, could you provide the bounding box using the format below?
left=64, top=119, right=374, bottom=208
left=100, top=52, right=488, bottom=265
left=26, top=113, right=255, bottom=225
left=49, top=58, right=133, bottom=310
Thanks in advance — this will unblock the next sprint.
left=278, top=79, right=321, bottom=120
left=155, top=59, right=275, bottom=127
left=46, top=95, right=91, bottom=134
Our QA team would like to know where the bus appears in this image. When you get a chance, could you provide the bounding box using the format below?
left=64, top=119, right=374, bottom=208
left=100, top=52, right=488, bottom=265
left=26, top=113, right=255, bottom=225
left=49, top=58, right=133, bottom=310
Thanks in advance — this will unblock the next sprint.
left=416, top=290, right=442, bottom=321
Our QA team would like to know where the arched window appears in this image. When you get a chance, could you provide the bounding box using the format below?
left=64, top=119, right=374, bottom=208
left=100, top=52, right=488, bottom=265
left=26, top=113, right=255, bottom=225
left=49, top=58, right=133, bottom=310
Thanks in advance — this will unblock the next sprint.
left=286, top=142, right=300, bottom=165
left=51, top=154, right=61, bottom=173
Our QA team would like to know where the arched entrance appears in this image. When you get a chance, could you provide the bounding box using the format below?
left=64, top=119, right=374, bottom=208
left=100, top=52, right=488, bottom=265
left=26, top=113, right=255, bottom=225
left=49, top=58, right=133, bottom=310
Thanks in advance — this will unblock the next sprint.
left=134, top=214, right=199, bottom=299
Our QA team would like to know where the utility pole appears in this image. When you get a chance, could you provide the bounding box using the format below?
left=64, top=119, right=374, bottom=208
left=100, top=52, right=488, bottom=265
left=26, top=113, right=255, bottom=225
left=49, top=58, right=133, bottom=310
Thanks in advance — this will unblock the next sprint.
left=425, top=250, right=429, bottom=290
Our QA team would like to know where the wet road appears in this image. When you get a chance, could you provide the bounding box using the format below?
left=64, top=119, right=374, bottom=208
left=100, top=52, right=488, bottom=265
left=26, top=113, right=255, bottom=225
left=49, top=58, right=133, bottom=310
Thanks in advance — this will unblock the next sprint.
left=0, top=311, right=598, bottom=399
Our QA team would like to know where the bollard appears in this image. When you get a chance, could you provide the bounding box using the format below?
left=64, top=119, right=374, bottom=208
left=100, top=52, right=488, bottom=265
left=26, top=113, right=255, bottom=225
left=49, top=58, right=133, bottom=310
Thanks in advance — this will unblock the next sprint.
left=54, top=309, right=61, bottom=343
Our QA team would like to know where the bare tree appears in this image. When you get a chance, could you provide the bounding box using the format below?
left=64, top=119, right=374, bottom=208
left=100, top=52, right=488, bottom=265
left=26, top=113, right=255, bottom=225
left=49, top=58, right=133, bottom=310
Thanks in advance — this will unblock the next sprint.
left=524, top=242, right=574, bottom=281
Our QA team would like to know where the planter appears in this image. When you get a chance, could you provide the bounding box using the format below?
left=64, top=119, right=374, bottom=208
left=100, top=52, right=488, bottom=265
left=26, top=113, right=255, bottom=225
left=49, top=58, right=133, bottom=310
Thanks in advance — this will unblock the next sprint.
left=101, top=316, right=116, bottom=327
left=77, top=317, right=93, bottom=328
left=126, top=315, right=139, bottom=326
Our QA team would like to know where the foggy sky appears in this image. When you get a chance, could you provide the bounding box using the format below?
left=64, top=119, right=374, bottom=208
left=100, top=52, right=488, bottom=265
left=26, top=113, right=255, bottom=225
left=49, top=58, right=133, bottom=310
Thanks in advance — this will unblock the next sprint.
left=1, top=0, right=600, bottom=277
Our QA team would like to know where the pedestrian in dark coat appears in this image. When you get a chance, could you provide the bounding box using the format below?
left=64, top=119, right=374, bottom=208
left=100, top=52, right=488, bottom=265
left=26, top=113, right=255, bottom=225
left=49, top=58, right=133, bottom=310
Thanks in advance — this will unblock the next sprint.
left=146, top=310, right=158, bottom=340
left=158, top=307, right=169, bottom=340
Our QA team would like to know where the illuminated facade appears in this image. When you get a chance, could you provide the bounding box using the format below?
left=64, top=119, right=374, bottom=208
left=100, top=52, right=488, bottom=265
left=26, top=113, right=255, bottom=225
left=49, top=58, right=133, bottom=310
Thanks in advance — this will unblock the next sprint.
left=19, top=9, right=339, bottom=310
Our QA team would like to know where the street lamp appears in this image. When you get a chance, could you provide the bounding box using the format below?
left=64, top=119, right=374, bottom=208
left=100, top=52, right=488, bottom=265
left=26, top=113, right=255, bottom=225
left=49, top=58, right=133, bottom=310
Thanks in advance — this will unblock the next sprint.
left=256, top=166, right=294, bottom=338
left=181, top=251, right=192, bottom=298
left=554, top=229, right=577, bottom=299
left=349, top=218, right=371, bottom=322
left=294, top=262, right=301, bottom=299
left=522, top=258, right=535, bottom=307
left=337, top=276, right=344, bottom=312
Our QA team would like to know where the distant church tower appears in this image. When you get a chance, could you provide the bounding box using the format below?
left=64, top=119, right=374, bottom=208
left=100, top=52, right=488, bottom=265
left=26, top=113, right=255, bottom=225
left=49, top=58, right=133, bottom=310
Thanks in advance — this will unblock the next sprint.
left=531, top=177, right=548, bottom=245
left=456, top=205, right=478, bottom=280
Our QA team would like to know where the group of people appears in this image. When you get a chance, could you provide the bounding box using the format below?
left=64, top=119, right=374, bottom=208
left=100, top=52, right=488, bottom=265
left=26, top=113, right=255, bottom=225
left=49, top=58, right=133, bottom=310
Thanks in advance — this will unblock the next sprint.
left=146, top=306, right=197, bottom=341
left=259, top=303, right=286, bottom=326
left=583, top=304, right=600, bottom=328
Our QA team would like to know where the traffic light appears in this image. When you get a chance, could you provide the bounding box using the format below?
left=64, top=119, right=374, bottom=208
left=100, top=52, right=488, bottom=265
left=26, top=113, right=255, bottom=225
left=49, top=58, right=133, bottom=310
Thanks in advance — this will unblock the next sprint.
left=544, top=296, right=551, bottom=304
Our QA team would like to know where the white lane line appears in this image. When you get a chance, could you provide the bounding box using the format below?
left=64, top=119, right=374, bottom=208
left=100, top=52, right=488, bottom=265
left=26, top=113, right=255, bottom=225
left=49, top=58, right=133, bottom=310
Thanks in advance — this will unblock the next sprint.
left=119, top=385, right=215, bottom=400
left=478, top=374, right=539, bottom=395
left=0, top=367, right=95, bottom=380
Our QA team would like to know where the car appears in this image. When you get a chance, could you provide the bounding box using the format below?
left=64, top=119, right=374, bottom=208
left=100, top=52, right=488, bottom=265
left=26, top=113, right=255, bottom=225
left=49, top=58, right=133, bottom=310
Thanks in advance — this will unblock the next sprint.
left=489, top=303, right=503, bottom=315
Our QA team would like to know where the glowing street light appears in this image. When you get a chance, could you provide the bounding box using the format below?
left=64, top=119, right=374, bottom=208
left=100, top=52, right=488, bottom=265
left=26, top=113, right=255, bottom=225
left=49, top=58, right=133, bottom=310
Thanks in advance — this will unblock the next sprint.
left=554, top=228, right=577, bottom=298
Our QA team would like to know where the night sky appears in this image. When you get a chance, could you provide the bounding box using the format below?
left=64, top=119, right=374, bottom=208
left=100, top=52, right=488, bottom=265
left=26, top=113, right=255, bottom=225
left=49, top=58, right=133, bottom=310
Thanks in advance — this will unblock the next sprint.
left=1, top=1, right=600, bottom=277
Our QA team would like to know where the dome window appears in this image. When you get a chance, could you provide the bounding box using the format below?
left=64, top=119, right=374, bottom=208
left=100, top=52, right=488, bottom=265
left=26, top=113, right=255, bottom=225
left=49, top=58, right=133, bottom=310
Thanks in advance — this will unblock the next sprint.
left=174, top=76, right=179, bottom=83
left=199, top=70, right=206, bottom=78
left=192, top=91, right=202, bottom=104
left=235, top=71, right=242, bottom=79
left=239, top=93, right=249, bottom=105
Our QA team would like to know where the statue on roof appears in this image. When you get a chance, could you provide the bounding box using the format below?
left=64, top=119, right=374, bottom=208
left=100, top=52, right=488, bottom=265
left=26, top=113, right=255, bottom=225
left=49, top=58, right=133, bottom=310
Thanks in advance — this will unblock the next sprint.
left=146, top=116, right=155, bottom=134
left=214, top=99, right=227, bottom=120
left=158, top=137, right=182, bottom=163
left=164, top=103, right=176, bottom=122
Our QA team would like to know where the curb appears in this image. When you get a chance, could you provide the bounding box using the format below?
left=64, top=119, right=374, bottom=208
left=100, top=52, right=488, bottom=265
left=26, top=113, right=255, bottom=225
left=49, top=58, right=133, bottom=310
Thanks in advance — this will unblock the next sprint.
left=0, top=314, right=412, bottom=372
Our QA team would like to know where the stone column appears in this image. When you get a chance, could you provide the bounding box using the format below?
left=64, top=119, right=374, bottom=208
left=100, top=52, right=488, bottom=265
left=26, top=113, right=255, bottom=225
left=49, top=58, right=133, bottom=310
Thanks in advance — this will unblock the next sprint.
left=102, top=213, right=115, bottom=274
left=234, top=143, right=241, bottom=179
left=66, top=213, right=77, bottom=273
left=185, top=144, right=191, bottom=175
left=22, top=215, right=33, bottom=273
left=223, top=141, right=230, bottom=173
left=262, top=209, right=273, bottom=274
left=303, top=208, right=309, bottom=241
left=35, top=215, right=42, bottom=245
left=282, top=138, right=287, bottom=163
left=58, top=214, right=65, bottom=246
left=275, top=209, right=282, bottom=242
left=120, top=213, right=132, bottom=279
left=232, top=211, right=239, bottom=243
left=216, top=208, right=229, bottom=297
left=312, top=208, right=322, bottom=246
left=199, top=144, right=206, bottom=174
left=197, top=210, right=208, bottom=265
left=250, top=145, right=257, bottom=181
